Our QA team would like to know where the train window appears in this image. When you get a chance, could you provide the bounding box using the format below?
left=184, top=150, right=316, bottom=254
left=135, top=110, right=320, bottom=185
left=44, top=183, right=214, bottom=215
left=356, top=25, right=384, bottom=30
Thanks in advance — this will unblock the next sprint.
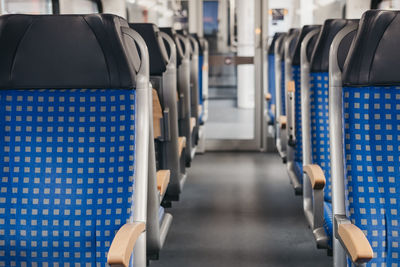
left=59, top=0, right=99, bottom=14
left=3, top=0, right=53, bottom=14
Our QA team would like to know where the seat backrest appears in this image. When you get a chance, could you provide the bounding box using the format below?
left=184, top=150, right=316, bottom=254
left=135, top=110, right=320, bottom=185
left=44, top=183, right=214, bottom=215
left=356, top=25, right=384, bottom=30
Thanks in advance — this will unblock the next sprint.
left=309, top=19, right=358, bottom=202
left=160, top=27, right=184, bottom=67
left=268, top=32, right=285, bottom=112
left=341, top=10, right=400, bottom=265
left=291, top=25, right=321, bottom=166
left=0, top=14, right=141, bottom=266
left=130, top=23, right=168, bottom=76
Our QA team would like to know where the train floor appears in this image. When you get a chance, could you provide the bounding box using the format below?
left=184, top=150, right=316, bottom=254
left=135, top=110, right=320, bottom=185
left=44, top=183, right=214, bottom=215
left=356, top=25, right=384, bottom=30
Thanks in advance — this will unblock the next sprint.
left=152, top=152, right=332, bottom=267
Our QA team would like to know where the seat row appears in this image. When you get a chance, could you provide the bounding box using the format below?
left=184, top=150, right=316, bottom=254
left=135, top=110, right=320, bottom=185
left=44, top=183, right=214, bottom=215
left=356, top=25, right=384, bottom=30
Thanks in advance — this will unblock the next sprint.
left=266, top=10, right=400, bottom=267
left=0, top=14, right=208, bottom=266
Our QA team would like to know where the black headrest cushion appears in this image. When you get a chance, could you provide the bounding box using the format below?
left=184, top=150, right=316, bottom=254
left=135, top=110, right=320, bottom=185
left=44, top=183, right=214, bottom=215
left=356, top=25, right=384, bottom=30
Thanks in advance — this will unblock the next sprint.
left=160, top=27, right=183, bottom=66
left=268, top=32, right=285, bottom=55
left=0, top=14, right=139, bottom=89
left=343, top=10, right=400, bottom=86
left=310, top=19, right=358, bottom=72
left=130, top=23, right=168, bottom=76
left=292, top=25, right=321, bottom=65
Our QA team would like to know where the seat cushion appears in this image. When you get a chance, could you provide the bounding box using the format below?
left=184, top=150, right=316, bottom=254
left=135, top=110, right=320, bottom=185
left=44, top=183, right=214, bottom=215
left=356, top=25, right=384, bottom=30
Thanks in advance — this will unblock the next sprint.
left=0, top=89, right=137, bottom=265
left=323, top=201, right=333, bottom=247
left=294, top=161, right=303, bottom=183
left=343, top=86, right=400, bottom=266
left=310, top=72, right=332, bottom=202
left=292, top=65, right=303, bottom=166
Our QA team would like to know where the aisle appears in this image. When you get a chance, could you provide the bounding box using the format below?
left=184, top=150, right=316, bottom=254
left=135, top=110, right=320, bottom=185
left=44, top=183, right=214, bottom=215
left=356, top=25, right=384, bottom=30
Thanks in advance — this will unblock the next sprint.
left=152, top=152, right=332, bottom=267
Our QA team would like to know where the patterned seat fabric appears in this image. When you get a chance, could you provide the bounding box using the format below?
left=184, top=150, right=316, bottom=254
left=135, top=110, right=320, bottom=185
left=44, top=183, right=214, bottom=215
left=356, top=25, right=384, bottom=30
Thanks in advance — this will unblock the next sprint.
left=268, top=54, right=276, bottom=124
left=310, top=72, right=332, bottom=202
left=323, top=201, right=333, bottom=243
left=292, top=65, right=302, bottom=179
left=343, top=87, right=400, bottom=266
left=0, top=89, right=136, bottom=266
left=198, top=55, right=204, bottom=123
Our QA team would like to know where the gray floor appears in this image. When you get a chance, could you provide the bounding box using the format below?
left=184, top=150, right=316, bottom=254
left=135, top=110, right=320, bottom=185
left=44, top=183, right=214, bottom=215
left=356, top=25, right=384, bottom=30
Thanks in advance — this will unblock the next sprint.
left=152, top=152, right=332, bottom=267
left=206, top=99, right=254, bottom=140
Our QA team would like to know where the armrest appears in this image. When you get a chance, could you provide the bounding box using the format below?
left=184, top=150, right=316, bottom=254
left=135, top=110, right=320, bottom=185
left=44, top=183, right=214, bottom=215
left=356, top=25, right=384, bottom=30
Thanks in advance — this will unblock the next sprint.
left=157, top=170, right=171, bottom=197
left=190, top=117, right=196, bottom=133
left=265, top=93, right=272, bottom=101
left=338, top=223, right=373, bottom=264
left=152, top=89, right=163, bottom=139
left=178, top=136, right=186, bottom=157
left=279, top=116, right=287, bottom=130
left=107, top=222, right=146, bottom=267
left=303, top=164, right=326, bottom=190
left=198, top=105, right=203, bottom=115
left=287, top=80, right=295, bottom=93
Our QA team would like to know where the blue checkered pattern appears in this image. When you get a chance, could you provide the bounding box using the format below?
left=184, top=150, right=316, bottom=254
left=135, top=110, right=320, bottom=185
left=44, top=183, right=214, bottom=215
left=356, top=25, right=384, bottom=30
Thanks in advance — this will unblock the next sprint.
left=343, top=86, right=400, bottom=266
left=292, top=65, right=302, bottom=180
left=268, top=55, right=276, bottom=124
left=0, top=89, right=136, bottom=266
left=281, top=61, right=286, bottom=116
left=199, top=55, right=204, bottom=123
left=324, top=201, right=333, bottom=243
left=310, top=72, right=332, bottom=202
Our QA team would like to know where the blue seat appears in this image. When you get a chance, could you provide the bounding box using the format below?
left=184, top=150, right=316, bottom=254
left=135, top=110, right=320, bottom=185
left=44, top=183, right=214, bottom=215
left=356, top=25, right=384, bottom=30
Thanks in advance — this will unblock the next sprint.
left=0, top=14, right=148, bottom=266
left=303, top=19, right=358, bottom=249
left=331, top=10, right=400, bottom=266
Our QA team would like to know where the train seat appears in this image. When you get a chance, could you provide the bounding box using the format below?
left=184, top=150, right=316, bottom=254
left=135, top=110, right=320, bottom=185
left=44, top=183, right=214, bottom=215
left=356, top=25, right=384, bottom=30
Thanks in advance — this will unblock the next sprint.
left=267, top=32, right=285, bottom=129
left=128, top=24, right=174, bottom=261
left=274, top=33, right=288, bottom=162
left=286, top=25, right=320, bottom=195
left=302, top=19, right=359, bottom=249
left=161, top=28, right=194, bottom=168
left=0, top=14, right=148, bottom=267
left=331, top=10, right=400, bottom=266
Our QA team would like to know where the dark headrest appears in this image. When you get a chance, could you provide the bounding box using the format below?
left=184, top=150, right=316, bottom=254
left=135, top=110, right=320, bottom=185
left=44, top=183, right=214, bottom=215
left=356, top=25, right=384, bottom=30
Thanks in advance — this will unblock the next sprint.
left=160, top=27, right=183, bottom=66
left=0, top=14, right=139, bottom=89
left=287, top=29, right=300, bottom=62
left=268, top=32, right=285, bottom=55
left=337, top=27, right=357, bottom=72
left=292, top=25, right=321, bottom=65
left=288, top=28, right=298, bottom=35
left=310, top=19, right=358, bottom=72
left=275, top=33, right=287, bottom=57
left=306, top=32, right=320, bottom=63
left=191, top=33, right=204, bottom=56
left=343, top=10, right=400, bottom=86
left=130, top=23, right=168, bottom=76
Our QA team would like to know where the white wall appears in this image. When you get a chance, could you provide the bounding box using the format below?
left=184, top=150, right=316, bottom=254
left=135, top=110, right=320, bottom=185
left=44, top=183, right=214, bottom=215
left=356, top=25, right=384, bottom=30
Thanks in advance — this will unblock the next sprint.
left=345, top=0, right=370, bottom=19
left=102, top=0, right=126, bottom=18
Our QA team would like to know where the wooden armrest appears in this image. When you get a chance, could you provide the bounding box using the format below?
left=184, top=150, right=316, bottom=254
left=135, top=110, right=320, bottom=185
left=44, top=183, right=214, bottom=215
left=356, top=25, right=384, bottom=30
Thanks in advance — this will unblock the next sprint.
left=265, top=93, right=272, bottom=101
left=338, top=224, right=373, bottom=263
left=107, top=222, right=146, bottom=267
left=303, top=164, right=326, bottom=190
left=198, top=105, right=203, bottom=115
left=190, top=117, right=196, bottom=133
left=152, top=89, right=163, bottom=139
left=157, top=170, right=171, bottom=196
left=279, top=116, right=287, bottom=129
left=178, top=136, right=186, bottom=157
left=287, top=80, right=295, bottom=93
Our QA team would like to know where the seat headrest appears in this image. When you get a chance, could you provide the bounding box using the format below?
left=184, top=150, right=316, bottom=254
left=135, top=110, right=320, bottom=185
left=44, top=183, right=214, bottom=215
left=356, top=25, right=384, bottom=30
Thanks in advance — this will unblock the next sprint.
left=292, top=25, right=321, bottom=65
left=160, top=27, right=183, bottom=66
left=337, top=26, right=358, bottom=72
left=0, top=14, right=139, bottom=89
left=268, top=32, right=285, bottom=55
left=275, top=33, right=287, bottom=57
left=343, top=10, right=400, bottom=86
left=191, top=33, right=204, bottom=56
left=130, top=23, right=168, bottom=76
left=310, top=19, right=358, bottom=72
left=286, top=29, right=300, bottom=62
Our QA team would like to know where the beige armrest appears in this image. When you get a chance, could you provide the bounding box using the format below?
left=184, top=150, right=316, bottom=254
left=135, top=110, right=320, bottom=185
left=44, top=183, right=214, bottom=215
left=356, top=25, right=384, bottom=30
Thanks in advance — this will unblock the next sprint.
left=190, top=117, right=196, bottom=133
left=279, top=116, right=287, bottom=129
left=107, top=222, right=146, bottom=267
left=157, top=170, right=170, bottom=196
left=287, top=80, right=295, bottom=93
left=338, top=224, right=373, bottom=264
left=265, top=93, right=272, bottom=101
left=178, top=137, right=186, bottom=157
left=198, top=105, right=203, bottom=115
left=152, top=89, right=163, bottom=139
left=303, top=164, right=326, bottom=190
